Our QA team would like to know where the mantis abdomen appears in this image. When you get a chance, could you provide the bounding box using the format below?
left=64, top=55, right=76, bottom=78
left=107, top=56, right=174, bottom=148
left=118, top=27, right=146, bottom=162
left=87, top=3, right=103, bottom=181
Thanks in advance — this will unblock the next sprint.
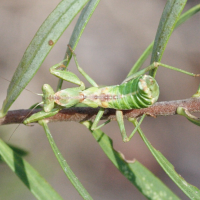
left=81, top=75, right=159, bottom=110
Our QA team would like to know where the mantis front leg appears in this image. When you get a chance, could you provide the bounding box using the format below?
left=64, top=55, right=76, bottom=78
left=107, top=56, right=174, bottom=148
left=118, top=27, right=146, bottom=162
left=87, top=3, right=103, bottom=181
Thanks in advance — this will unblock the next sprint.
left=57, top=45, right=98, bottom=87
left=23, top=108, right=60, bottom=125
left=49, top=62, right=86, bottom=90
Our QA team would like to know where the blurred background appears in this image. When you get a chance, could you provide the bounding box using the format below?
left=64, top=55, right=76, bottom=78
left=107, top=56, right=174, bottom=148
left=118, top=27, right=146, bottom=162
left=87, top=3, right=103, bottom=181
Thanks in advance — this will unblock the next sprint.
left=0, top=0, right=200, bottom=199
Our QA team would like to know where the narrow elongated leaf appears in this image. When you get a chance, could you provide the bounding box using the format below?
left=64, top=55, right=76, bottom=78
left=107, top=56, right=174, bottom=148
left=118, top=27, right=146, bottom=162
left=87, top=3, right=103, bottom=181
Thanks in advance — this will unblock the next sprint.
left=83, top=121, right=180, bottom=200
left=0, top=0, right=89, bottom=118
left=67, top=0, right=100, bottom=55
left=175, top=4, right=200, bottom=28
left=40, top=120, right=93, bottom=200
left=132, top=120, right=200, bottom=199
left=150, top=0, right=187, bottom=77
left=0, top=144, right=27, bottom=163
left=57, top=0, right=100, bottom=91
left=0, top=138, right=63, bottom=200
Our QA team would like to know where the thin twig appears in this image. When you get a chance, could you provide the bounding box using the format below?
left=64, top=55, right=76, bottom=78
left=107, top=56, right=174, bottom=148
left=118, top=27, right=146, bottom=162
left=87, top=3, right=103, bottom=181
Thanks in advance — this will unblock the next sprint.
left=1, top=97, right=200, bottom=125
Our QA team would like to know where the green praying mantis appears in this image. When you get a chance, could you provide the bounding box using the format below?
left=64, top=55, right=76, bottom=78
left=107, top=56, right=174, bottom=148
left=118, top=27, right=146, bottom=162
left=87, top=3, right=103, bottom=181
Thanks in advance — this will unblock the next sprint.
left=23, top=47, right=199, bottom=142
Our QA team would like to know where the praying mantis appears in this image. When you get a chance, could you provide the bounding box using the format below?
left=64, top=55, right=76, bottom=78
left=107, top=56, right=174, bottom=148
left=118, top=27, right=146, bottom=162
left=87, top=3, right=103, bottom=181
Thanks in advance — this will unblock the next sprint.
left=23, top=47, right=199, bottom=142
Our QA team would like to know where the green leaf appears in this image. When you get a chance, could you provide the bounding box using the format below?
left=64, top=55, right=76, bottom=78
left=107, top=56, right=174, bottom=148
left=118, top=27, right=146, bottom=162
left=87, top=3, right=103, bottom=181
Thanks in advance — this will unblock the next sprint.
left=57, top=0, right=100, bottom=91
left=68, top=0, right=100, bottom=55
left=0, top=138, right=63, bottom=200
left=175, top=4, right=200, bottom=28
left=0, top=0, right=90, bottom=118
left=0, top=144, right=28, bottom=163
left=150, top=0, right=187, bottom=77
left=39, top=120, right=93, bottom=200
left=83, top=121, right=180, bottom=200
left=132, top=119, right=200, bottom=200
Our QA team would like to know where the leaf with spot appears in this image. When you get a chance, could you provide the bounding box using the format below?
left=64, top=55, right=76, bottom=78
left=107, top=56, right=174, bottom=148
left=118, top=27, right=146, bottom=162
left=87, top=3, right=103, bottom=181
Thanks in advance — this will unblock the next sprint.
left=0, top=0, right=90, bottom=118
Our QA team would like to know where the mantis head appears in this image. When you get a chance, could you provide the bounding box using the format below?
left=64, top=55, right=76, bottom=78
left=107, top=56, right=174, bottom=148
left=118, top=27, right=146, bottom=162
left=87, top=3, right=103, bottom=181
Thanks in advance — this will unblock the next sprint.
left=42, top=84, right=55, bottom=112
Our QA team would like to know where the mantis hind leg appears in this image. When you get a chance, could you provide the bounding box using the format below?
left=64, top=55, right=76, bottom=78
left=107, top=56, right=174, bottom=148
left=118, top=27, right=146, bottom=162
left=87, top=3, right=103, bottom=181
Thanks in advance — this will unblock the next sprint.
left=116, top=110, right=146, bottom=142
left=123, top=62, right=199, bottom=83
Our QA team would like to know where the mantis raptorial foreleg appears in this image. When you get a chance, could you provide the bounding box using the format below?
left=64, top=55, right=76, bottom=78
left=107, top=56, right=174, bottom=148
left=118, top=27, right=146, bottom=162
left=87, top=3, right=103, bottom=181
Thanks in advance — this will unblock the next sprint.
left=50, top=46, right=98, bottom=89
left=50, top=62, right=85, bottom=90
left=67, top=45, right=98, bottom=87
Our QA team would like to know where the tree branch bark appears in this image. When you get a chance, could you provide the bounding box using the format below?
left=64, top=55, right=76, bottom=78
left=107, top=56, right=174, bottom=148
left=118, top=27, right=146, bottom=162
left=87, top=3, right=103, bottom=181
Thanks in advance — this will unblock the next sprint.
left=1, top=97, right=200, bottom=125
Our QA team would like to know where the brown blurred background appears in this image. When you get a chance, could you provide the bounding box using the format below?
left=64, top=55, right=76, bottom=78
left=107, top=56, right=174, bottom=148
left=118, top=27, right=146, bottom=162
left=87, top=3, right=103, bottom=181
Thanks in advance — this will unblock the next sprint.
left=0, top=0, right=200, bottom=199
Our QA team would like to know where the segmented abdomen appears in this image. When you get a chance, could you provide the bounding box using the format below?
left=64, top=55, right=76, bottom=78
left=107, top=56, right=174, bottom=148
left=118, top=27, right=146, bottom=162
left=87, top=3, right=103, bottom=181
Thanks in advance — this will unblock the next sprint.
left=100, top=75, right=159, bottom=110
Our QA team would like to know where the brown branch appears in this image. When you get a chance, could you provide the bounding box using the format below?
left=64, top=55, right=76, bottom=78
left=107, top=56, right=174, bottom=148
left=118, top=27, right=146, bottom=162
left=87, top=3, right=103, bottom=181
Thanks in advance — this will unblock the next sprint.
left=1, top=97, right=200, bottom=125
